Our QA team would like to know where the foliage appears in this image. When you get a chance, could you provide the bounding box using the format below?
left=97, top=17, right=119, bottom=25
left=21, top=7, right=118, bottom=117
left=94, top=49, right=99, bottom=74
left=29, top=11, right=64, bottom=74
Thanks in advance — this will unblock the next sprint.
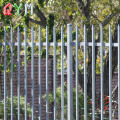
left=43, top=82, right=92, bottom=119
left=0, top=96, right=31, bottom=119
left=43, top=82, right=119, bottom=119
left=47, top=13, right=54, bottom=42
left=38, top=0, right=44, bottom=7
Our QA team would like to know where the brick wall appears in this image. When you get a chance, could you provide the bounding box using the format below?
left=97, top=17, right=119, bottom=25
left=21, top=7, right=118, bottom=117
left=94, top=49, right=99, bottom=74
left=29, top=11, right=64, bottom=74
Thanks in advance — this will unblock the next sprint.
left=0, top=55, right=53, bottom=120
left=95, top=74, right=118, bottom=106
left=0, top=56, right=119, bottom=119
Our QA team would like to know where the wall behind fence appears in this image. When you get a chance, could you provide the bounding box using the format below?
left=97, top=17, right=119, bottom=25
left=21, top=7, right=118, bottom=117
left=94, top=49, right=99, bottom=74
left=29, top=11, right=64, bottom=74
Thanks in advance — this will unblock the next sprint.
left=0, top=55, right=54, bottom=120
left=0, top=55, right=118, bottom=119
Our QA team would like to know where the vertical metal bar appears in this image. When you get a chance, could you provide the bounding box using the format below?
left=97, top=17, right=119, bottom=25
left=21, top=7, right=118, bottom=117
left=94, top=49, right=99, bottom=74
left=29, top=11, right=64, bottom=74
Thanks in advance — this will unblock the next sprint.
left=24, top=27, right=27, bottom=120
left=39, top=26, right=41, bottom=120
left=118, top=24, right=120, bottom=120
left=100, top=24, right=104, bottom=120
left=109, top=24, right=112, bottom=120
left=67, top=24, right=73, bottom=120
left=46, top=26, right=49, bottom=120
left=11, top=26, right=13, bottom=120
left=4, top=26, right=6, bottom=120
left=17, top=26, right=20, bottom=120
left=76, top=25, right=79, bottom=120
left=53, top=26, right=56, bottom=120
left=92, top=25, right=95, bottom=120
left=25, top=4, right=27, bottom=15
left=31, top=26, right=34, bottom=120
left=84, top=24, right=87, bottom=120
left=61, top=26, right=64, bottom=120
left=31, top=3, right=33, bottom=15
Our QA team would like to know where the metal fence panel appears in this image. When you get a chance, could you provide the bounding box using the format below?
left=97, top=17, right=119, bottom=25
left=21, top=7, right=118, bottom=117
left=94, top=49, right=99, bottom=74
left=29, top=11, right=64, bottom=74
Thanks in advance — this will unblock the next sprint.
left=46, top=26, right=49, bottom=120
left=100, top=24, right=104, bottom=120
left=11, top=26, right=13, bottom=120
left=31, top=26, right=34, bottom=120
left=118, top=25, right=120, bottom=120
left=109, top=25, right=112, bottom=120
left=39, top=26, right=42, bottom=120
left=92, top=25, right=95, bottom=120
left=1, top=24, right=120, bottom=120
left=61, top=26, right=64, bottom=120
left=24, top=27, right=27, bottom=120
left=53, top=26, right=56, bottom=120
left=17, top=26, right=20, bottom=120
left=67, top=24, right=73, bottom=120
left=4, top=27, right=7, bottom=120
left=76, top=25, right=79, bottom=120
left=84, top=24, right=87, bottom=120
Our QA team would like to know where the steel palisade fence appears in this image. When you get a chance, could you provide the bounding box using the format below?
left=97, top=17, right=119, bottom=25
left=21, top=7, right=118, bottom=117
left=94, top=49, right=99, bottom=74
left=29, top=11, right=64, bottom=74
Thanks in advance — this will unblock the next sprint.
left=0, top=24, right=120, bottom=120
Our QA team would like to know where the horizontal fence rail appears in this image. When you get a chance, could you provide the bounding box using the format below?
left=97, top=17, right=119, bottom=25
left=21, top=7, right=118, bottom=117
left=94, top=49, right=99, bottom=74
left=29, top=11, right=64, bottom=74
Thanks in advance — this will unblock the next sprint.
left=0, top=42, right=120, bottom=47
left=0, top=24, right=120, bottom=120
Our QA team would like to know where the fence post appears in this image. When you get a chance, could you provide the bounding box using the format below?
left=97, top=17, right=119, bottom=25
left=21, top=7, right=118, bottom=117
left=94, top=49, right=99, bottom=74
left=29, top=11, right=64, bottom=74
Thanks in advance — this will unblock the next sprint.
left=67, top=24, right=73, bottom=120
left=109, top=24, right=112, bottom=120
left=118, top=24, right=120, bottom=120
left=4, top=27, right=6, bottom=120
left=92, top=25, right=95, bottom=120
left=61, top=26, right=64, bottom=120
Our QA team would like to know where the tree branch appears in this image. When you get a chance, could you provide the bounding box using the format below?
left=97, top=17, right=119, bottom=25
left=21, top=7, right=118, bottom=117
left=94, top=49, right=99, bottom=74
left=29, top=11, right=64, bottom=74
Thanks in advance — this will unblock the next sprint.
left=84, top=0, right=91, bottom=18
left=102, top=11, right=120, bottom=26
left=23, top=4, right=47, bottom=27
left=29, top=18, right=44, bottom=25
left=75, top=0, right=85, bottom=15
left=34, top=5, right=47, bottom=26
left=91, top=14, right=101, bottom=23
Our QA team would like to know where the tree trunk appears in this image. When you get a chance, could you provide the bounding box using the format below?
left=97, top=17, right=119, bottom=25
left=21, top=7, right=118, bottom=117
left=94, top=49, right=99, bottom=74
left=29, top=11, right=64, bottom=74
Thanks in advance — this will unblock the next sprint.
left=103, top=17, right=120, bottom=97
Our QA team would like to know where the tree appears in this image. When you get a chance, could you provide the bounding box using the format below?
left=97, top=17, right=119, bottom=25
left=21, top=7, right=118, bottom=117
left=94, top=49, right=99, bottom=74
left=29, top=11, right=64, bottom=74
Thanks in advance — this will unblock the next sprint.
left=31, top=0, right=120, bottom=99
left=74, top=0, right=120, bottom=99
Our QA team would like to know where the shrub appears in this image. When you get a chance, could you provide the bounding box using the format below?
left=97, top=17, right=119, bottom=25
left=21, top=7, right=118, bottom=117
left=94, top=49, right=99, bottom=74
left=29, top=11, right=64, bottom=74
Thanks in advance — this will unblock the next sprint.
left=0, top=96, right=31, bottom=119
left=43, top=82, right=92, bottom=119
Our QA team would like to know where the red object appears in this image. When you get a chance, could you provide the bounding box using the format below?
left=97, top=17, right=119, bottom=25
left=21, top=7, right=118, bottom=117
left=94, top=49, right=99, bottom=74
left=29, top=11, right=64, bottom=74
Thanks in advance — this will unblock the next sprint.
left=104, top=106, right=109, bottom=111
left=3, top=3, right=12, bottom=15
left=105, top=101, right=109, bottom=104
